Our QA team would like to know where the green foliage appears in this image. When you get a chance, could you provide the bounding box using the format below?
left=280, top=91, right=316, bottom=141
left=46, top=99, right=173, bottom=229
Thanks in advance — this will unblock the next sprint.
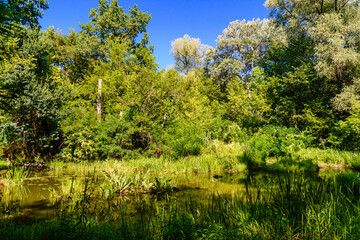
left=44, top=28, right=100, bottom=83
left=328, top=105, right=360, bottom=151
left=335, top=173, right=360, bottom=200
left=4, top=166, right=30, bottom=184
left=162, top=213, right=196, bottom=240
left=208, top=18, right=286, bottom=95
left=267, top=156, right=318, bottom=172
left=101, top=169, right=132, bottom=198
left=0, top=0, right=48, bottom=37
left=2, top=0, right=360, bottom=163
left=239, top=125, right=314, bottom=170
left=266, top=63, right=334, bottom=129
left=94, top=117, right=135, bottom=159
left=80, top=0, right=150, bottom=44
left=164, top=120, right=204, bottom=159
left=225, top=68, right=271, bottom=128
left=79, top=0, right=154, bottom=69
left=263, top=0, right=360, bottom=146
left=0, top=30, right=68, bottom=160
left=208, top=119, right=248, bottom=143
left=249, top=125, right=313, bottom=158
left=147, top=177, right=173, bottom=196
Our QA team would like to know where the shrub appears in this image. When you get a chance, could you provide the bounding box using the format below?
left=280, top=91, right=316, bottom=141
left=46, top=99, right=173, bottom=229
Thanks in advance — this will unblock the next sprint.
left=208, top=119, right=248, bottom=143
left=246, top=125, right=314, bottom=160
left=165, top=121, right=204, bottom=159
left=238, top=125, right=315, bottom=171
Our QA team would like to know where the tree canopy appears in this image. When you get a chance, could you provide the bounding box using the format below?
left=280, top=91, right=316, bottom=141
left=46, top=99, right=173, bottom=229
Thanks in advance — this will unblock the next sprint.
left=2, top=0, right=360, bottom=161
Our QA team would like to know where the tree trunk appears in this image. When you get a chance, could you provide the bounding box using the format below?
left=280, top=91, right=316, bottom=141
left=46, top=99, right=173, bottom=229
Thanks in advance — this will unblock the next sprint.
left=244, top=72, right=251, bottom=99
left=97, top=79, right=102, bottom=121
left=162, top=112, right=167, bottom=128
left=119, top=110, right=123, bottom=120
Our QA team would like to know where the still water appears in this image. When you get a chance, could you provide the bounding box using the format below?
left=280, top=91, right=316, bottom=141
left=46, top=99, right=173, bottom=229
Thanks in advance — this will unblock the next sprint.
left=0, top=168, right=352, bottom=222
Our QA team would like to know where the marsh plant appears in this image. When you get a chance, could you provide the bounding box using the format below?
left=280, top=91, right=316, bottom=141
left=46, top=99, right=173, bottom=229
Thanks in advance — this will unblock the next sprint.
left=147, top=177, right=174, bottom=195
left=101, top=169, right=132, bottom=199
left=1, top=173, right=360, bottom=239
left=4, top=166, right=30, bottom=185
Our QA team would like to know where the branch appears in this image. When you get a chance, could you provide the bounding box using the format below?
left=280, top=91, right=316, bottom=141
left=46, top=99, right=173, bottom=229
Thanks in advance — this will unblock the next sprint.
left=314, top=0, right=322, bottom=15
left=335, top=0, right=338, bottom=12
left=338, top=0, right=350, bottom=12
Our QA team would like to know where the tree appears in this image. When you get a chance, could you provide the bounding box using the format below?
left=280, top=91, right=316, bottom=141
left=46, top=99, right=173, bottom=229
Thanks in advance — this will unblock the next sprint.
left=209, top=18, right=285, bottom=97
left=44, top=27, right=101, bottom=83
left=0, top=30, right=68, bottom=160
left=170, top=34, right=210, bottom=74
left=80, top=0, right=150, bottom=44
left=79, top=0, right=155, bottom=69
left=265, top=0, right=356, bottom=26
left=0, top=0, right=48, bottom=36
left=265, top=0, right=360, bottom=114
left=310, top=11, right=360, bottom=108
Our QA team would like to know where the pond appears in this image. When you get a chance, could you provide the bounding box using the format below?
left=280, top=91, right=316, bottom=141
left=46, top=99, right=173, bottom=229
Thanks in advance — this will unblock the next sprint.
left=0, top=167, right=353, bottom=223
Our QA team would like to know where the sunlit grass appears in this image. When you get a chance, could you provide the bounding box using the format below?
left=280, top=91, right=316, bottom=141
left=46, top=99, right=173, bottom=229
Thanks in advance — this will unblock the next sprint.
left=48, top=141, right=249, bottom=179
left=293, top=147, right=360, bottom=168
left=2, top=166, right=30, bottom=185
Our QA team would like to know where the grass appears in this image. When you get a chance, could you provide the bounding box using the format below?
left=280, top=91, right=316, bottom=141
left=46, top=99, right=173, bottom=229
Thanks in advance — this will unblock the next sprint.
left=2, top=137, right=360, bottom=238
left=1, top=172, right=360, bottom=239
left=46, top=140, right=360, bottom=183
left=4, top=166, right=30, bottom=184
left=0, top=160, right=9, bottom=170
left=293, top=147, right=360, bottom=168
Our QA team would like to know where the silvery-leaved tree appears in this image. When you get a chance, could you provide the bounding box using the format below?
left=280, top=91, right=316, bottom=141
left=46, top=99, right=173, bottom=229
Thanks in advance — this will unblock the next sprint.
left=310, top=8, right=360, bottom=112
left=209, top=18, right=286, bottom=97
left=266, top=0, right=360, bottom=113
left=170, top=34, right=212, bottom=74
left=265, top=0, right=356, bottom=27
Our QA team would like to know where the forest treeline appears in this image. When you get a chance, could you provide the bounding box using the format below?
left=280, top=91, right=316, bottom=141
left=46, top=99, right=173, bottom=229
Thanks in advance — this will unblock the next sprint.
left=1, top=0, right=360, bottom=162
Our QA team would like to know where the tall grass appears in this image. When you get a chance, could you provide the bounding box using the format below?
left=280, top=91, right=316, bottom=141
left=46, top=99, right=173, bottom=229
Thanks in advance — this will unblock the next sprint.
left=1, top=173, right=360, bottom=239
left=3, top=166, right=30, bottom=185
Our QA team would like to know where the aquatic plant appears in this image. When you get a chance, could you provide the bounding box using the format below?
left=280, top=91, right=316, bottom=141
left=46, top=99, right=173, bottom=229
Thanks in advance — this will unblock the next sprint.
left=101, top=169, right=132, bottom=200
left=147, top=177, right=173, bottom=195
left=4, top=166, right=30, bottom=185
left=1, top=172, right=360, bottom=239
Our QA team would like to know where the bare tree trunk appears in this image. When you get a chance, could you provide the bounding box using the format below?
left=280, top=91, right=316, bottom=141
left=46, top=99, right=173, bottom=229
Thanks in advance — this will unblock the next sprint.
left=97, top=79, right=102, bottom=121
left=162, top=112, right=167, bottom=128
left=244, top=72, right=251, bottom=99
left=119, top=110, right=123, bottom=120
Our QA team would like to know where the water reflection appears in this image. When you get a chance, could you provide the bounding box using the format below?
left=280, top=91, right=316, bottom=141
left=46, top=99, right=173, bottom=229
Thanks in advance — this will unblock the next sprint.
left=0, top=168, right=354, bottom=222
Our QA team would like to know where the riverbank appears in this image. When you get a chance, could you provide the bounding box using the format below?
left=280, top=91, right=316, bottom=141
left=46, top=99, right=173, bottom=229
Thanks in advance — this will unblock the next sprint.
left=48, top=139, right=360, bottom=174
left=1, top=139, right=359, bottom=178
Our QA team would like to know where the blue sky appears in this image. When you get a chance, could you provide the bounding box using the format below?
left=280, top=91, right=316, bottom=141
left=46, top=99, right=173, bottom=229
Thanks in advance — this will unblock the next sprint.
left=39, top=0, right=269, bottom=69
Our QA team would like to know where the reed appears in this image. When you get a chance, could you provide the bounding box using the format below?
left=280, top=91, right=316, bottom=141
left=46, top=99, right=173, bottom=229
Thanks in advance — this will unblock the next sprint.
left=1, top=172, right=359, bottom=239
left=4, top=166, right=30, bottom=185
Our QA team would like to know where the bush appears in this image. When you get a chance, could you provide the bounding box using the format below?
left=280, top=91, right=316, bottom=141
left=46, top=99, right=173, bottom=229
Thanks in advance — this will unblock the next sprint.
left=238, top=125, right=315, bottom=170
left=61, top=114, right=146, bottom=161
left=164, top=120, right=204, bottom=159
left=246, top=125, right=314, bottom=159
left=208, top=119, right=248, bottom=143
left=328, top=106, right=360, bottom=151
